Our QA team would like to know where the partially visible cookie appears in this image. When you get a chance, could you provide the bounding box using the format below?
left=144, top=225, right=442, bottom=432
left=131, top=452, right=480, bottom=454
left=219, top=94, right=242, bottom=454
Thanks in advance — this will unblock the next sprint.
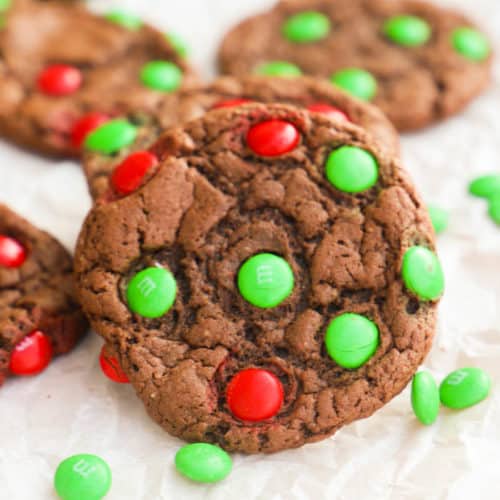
left=75, top=104, right=442, bottom=453
left=218, top=0, right=492, bottom=130
left=0, top=0, right=197, bottom=157
left=0, top=204, right=88, bottom=384
left=82, top=75, right=399, bottom=202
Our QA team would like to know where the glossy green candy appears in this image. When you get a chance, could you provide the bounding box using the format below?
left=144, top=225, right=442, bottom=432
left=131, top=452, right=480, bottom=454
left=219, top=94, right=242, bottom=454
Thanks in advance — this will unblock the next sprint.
left=331, top=68, right=377, bottom=101
left=469, top=174, right=500, bottom=199
left=452, top=27, right=490, bottom=62
left=105, top=10, right=143, bottom=30
left=488, top=197, right=500, bottom=225
left=238, top=253, right=294, bottom=309
left=0, top=0, right=11, bottom=12
left=255, top=61, right=303, bottom=77
left=428, top=205, right=449, bottom=234
left=175, top=443, right=232, bottom=483
left=140, top=61, right=183, bottom=92
left=85, top=119, right=137, bottom=155
left=412, top=371, right=440, bottom=425
left=126, top=267, right=177, bottom=318
left=402, top=246, right=444, bottom=301
left=282, top=11, right=331, bottom=43
left=325, top=145, right=379, bottom=193
left=54, top=454, right=112, bottom=500
left=383, top=15, right=431, bottom=47
left=166, top=32, right=189, bottom=58
left=440, top=367, right=491, bottom=409
left=325, top=313, right=379, bottom=369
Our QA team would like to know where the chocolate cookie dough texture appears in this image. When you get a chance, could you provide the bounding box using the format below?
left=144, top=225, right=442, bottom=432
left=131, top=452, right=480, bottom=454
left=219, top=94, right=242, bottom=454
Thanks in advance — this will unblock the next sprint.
left=218, top=0, right=492, bottom=130
left=75, top=104, right=443, bottom=453
left=0, top=204, right=88, bottom=384
left=0, top=0, right=197, bottom=156
left=82, top=75, right=399, bottom=202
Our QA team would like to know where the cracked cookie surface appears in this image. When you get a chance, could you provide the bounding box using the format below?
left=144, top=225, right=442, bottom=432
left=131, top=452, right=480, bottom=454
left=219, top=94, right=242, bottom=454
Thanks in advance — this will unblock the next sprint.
left=75, top=104, right=440, bottom=453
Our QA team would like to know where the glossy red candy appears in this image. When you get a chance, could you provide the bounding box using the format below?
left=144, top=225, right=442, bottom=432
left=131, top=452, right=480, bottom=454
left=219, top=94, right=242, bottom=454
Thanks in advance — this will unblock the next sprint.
left=246, top=120, right=300, bottom=157
left=306, top=103, right=350, bottom=122
left=226, top=368, right=284, bottom=421
left=71, top=112, right=109, bottom=148
left=111, top=151, right=158, bottom=195
left=37, top=64, right=83, bottom=96
left=0, top=235, right=26, bottom=268
left=99, top=345, right=129, bottom=383
left=212, top=98, right=254, bottom=109
left=9, top=331, right=53, bottom=376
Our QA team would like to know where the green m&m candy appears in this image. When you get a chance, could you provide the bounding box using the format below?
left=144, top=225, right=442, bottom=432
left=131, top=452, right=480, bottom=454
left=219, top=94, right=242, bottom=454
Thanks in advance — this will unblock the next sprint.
left=166, top=32, right=189, bottom=58
left=105, top=10, right=143, bottom=31
left=255, top=61, right=303, bottom=77
left=411, top=371, right=440, bottom=425
left=140, top=61, right=183, bottom=92
left=469, top=174, right=500, bottom=199
left=325, top=145, right=379, bottom=193
left=54, top=454, right=111, bottom=500
left=428, top=204, right=449, bottom=234
left=383, top=15, right=431, bottom=47
left=331, top=68, right=377, bottom=101
left=440, top=367, right=491, bottom=409
left=237, top=253, right=294, bottom=309
left=175, top=443, right=232, bottom=483
left=85, top=119, right=137, bottom=155
left=488, top=197, right=500, bottom=225
left=282, top=11, right=331, bottom=43
left=126, top=267, right=177, bottom=318
left=452, top=27, right=490, bottom=62
left=402, top=246, right=444, bottom=301
left=325, top=313, right=379, bottom=369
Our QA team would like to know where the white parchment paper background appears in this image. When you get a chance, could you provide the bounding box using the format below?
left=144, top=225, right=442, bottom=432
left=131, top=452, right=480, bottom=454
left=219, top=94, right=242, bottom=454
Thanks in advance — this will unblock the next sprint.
left=0, top=1, right=499, bottom=498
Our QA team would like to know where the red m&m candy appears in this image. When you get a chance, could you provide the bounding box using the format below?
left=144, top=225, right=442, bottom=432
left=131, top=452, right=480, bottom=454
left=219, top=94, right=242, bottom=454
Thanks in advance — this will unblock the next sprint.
left=37, top=64, right=82, bottom=96
left=226, top=368, right=284, bottom=421
left=71, top=112, right=110, bottom=149
left=306, top=103, right=350, bottom=122
left=110, top=151, right=158, bottom=195
left=99, top=345, right=129, bottom=383
left=212, top=98, right=254, bottom=109
left=9, top=330, right=52, bottom=376
left=0, top=235, right=26, bottom=268
left=247, top=120, right=300, bottom=157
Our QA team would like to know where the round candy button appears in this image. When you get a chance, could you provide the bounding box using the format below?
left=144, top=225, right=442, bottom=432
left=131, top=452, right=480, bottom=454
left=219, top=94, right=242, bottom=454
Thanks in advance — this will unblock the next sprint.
left=166, top=32, right=189, bottom=58
left=325, top=145, right=379, bottom=193
left=469, top=174, right=500, bottom=199
left=54, top=454, right=112, bottom=500
left=226, top=368, right=284, bottom=421
left=99, top=345, right=129, bottom=384
left=9, top=330, right=52, bottom=376
left=452, top=27, right=490, bottom=62
left=282, top=11, right=331, bottom=43
left=111, top=151, right=158, bottom=195
left=306, top=103, right=350, bottom=122
left=440, top=367, right=491, bottom=409
left=0, top=235, right=26, bottom=268
left=411, top=371, right=440, bottom=425
left=140, top=61, right=182, bottom=92
left=331, top=68, right=377, bottom=101
left=255, top=61, right=303, bottom=77
left=237, top=253, right=294, bottom=308
left=70, top=112, right=109, bottom=149
left=428, top=204, right=449, bottom=235
left=37, top=65, right=82, bottom=96
left=175, top=443, right=232, bottom=483
left=383, top=15, right=431, bottom=47
left=84, top=119, right=137, bottom=155
left=247, top=120, right=300, bottom=157
left=324, top=313, right=379, bottom=369
left=402, top=246, right=444, bottom=301
left=126, top=267, right=177, bottom=318
left=488, top=197, right=500, bottom=225
left=212, top=98, right=254, bottom=109
left=105, top=10, right=143, bottom=30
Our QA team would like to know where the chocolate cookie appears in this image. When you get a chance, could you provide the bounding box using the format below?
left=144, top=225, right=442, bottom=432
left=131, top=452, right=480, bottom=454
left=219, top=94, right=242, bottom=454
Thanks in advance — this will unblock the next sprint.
left=218, top=0, right=492, bottom=130
left=82, top=75, right=399, bottom=202
left=0, top=0, right=197, bottom=157
left=0, top=204, right=88, bottom=385
left=75, top=104, right=443, bottom=453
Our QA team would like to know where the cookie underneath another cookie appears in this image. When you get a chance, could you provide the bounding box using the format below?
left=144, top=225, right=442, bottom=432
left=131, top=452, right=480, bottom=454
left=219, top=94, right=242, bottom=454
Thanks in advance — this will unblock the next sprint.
left=75, top=104, right=442, bottom=453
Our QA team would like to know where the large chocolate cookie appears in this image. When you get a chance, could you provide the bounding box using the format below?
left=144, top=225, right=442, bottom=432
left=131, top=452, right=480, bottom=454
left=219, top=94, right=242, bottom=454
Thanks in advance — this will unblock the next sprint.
left=75, top=104, right=443, bottom=453
left=0, top=0, right=197, bottom=157
left=82, top=75, right=399, bottom=202
left=0, top=204, right=88, bottom=385
left=218, top=0, right=492, bottom=130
